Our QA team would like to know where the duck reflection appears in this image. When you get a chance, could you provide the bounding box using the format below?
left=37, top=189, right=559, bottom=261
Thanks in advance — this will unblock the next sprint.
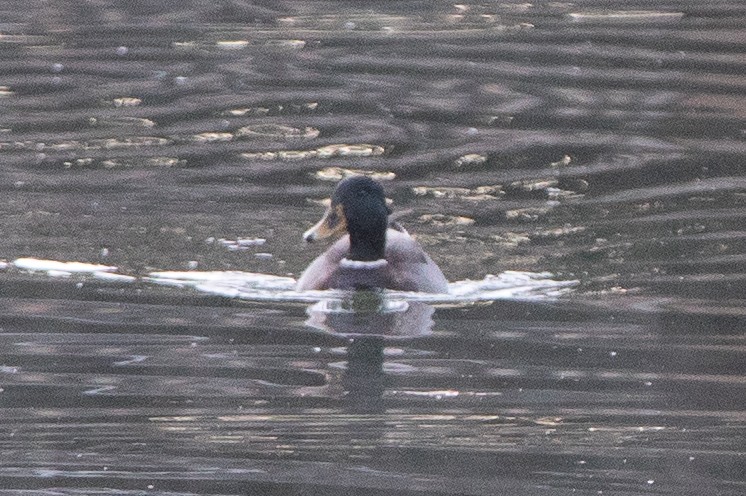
left=305, top=290, right=435, bottom=410
left=306, top=290, right=435, bottom=337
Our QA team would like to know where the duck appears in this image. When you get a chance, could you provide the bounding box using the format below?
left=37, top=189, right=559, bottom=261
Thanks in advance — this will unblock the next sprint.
left=296, top=176, right=449, bottom=293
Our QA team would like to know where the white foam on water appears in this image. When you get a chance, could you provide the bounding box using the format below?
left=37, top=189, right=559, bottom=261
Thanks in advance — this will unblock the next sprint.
left=14, top=257, right=118, bottom=273
left=146, top=267, right=576, bottom=305
left=12, top=257, right=132, bottom=281
left=8, top=257, right=576, bottom=306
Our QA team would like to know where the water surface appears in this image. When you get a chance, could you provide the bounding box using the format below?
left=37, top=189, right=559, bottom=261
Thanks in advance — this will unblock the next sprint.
left=0, top=1, right=744, bottom=495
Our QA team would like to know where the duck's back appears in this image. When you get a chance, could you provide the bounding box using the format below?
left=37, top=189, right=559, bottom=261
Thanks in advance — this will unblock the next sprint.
left=383, top=229, right=448, bottom=293
left=296, top=229, right=448, bottom=293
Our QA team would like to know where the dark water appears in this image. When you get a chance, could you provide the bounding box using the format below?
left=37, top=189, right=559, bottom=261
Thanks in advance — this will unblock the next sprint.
left=0, top=1, right=744, bottom=495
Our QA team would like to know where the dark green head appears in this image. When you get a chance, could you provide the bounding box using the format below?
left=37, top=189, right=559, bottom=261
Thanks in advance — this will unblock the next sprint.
left=303, top=176, right=390, bottom=261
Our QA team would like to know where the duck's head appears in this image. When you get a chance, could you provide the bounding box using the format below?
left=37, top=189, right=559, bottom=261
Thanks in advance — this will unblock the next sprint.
left=303, top=176, right=390, bottom=261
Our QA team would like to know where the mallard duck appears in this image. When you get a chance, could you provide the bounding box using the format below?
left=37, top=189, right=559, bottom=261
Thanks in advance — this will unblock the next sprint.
left=297, top=176, right=449, bottom=293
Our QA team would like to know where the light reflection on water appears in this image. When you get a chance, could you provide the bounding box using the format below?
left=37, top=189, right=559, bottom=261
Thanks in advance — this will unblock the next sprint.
left=1, top=259, right=742, bottom=494
left=1, top=0, right=745, bottom=494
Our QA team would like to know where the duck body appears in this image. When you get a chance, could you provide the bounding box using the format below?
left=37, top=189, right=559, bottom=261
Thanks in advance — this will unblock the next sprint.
left=296, top=176, right=449, bottom=293
left=297, top=228, right=448, bottom=292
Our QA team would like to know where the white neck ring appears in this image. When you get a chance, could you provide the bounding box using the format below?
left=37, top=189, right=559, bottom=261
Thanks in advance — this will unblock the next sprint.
left=339, top=258, right=388, bottom=269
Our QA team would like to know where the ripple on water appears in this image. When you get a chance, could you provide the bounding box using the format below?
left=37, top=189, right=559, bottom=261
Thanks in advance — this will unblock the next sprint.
left=7, top=257, right=576, bottom=305
left=0, top=2, right=742, bottom=494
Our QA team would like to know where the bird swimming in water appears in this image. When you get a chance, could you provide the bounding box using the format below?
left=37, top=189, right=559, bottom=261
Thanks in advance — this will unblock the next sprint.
left=297, top=176, right=449, bottom=293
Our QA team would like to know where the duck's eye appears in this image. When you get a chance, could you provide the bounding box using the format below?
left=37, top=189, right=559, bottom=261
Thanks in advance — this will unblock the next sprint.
left=327, top=204, right=345, bottom=228
left=327, top=209, right=338, bottom=226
